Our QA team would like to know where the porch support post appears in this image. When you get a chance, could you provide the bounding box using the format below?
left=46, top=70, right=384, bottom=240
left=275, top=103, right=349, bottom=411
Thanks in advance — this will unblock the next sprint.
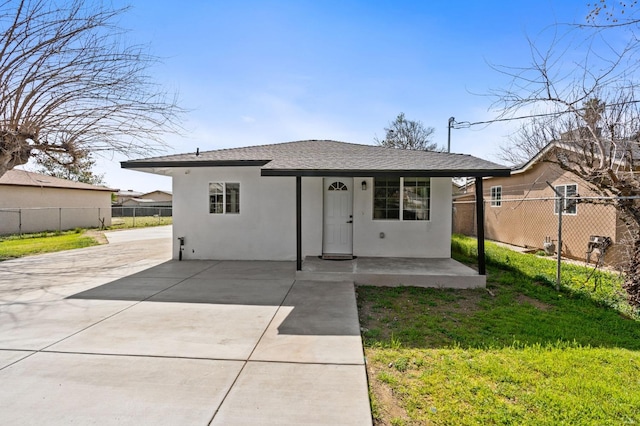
left=475, top=177, right=486, bottom=275
left=296, top=175, right=302, bottom=271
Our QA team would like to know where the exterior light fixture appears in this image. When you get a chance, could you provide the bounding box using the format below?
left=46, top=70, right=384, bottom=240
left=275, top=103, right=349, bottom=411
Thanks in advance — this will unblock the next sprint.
left=361, top=180, right=367, bottom=190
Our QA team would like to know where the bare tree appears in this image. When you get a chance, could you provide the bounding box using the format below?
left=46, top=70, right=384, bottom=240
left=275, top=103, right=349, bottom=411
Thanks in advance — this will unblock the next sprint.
left=493, top=6, right=640, bottom=306
left=374, top=113, right=440, bottom=151
left=498, top=117, right=562, bottom=166
left=0, top=0, right=182, bottom=179
left=586, top=0, right=639, bottom=25
left=35, top=149, right=104, bottom=185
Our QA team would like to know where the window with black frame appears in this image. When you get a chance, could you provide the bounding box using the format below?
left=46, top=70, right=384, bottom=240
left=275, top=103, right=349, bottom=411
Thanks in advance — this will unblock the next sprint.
left=373, top=176, right=400, bottom=219
left=403, top=177, right=430, bottom=220
left=373, top=177, right=430, bottom=221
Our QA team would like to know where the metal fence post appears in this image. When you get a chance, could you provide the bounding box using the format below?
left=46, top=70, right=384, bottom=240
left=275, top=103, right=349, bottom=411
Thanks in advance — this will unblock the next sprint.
left=132, top=207, right=136, bottom=228
left=547, top=182, right=562, bottom=291
left=556, top=196, right=563, bottom=290
left=59, top=207, right=62, bottom=232
left=19, top=208, right=22, bottom=237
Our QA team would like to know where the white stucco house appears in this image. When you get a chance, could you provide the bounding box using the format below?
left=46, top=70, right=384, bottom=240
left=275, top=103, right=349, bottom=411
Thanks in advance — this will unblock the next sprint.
left=122, top=140, right=510, bottom=277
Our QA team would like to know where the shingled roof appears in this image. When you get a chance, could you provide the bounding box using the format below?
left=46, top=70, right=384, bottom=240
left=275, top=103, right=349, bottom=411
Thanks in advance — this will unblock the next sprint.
left=122, top=140, right=510, bottom=178
left=0, top=169, right=114, bottom=192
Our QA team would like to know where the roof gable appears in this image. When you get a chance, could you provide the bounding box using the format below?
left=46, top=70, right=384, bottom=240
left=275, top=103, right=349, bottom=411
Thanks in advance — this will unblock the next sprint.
left=512, top=137, right=640, bottom=176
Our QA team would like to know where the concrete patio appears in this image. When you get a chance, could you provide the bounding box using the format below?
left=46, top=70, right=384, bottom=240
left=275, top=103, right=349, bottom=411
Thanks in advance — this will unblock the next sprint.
left=297, top=256, right=486, bottom=288
left=0, top=227, right=371, bottom=425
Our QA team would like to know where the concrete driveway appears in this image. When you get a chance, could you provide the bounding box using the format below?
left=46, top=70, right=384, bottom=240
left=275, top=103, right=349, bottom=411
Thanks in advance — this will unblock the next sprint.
left=0, top=226, right=371, bottom=425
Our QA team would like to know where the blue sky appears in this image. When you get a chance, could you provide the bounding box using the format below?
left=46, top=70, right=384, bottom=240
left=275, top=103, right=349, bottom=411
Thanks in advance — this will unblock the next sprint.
left=94, top=0, right=594, bottom=192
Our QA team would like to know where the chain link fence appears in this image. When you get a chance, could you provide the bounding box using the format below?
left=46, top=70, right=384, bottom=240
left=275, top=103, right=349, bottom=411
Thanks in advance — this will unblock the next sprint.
left=111, top=206, right=172, bottom=218
left=453, top=196, right=635, bottom=270
left=111, top=206, right=173, bottom=228
left=0, top=206, right=173, bottom=236
left=0, top=207, right=112, bottom=236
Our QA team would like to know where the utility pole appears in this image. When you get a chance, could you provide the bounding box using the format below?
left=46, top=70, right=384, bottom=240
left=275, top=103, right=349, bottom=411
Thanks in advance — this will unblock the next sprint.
left=447, top=117, right=455, bottom=153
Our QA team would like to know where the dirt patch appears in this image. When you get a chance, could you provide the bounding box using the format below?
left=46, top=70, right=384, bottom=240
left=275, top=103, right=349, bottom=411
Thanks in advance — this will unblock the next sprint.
left=356, top=286, right=491, bottom=425
left=516, top=294, right=552, bottom=311
left=85, top=229, right=108, bottom=245
left=357, top=286, right=486, bottom=340
left=367, top=364, right=411, bottom=426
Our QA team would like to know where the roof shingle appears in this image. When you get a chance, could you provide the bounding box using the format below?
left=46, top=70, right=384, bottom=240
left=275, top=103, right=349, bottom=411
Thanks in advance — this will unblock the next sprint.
left=0, top=169, right=114, bottom=192
left=122, top=140, right=510, bottom=177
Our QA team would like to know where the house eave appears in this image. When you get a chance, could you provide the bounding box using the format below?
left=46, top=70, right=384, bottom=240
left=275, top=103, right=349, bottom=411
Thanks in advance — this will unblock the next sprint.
left=121, top=160, right=271, bottom=169
left=260, top=169, right=512, bottom=178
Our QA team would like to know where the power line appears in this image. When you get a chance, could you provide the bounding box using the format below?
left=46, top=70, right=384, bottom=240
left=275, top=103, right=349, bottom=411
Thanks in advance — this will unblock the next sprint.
left=452, top=111, right=564, bottom=128
left=452, top=99, right=640, bottom=129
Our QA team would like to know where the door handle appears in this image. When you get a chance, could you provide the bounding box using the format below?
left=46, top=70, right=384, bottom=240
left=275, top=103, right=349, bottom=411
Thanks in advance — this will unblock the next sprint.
left=346, top=220, right=353, bottom=223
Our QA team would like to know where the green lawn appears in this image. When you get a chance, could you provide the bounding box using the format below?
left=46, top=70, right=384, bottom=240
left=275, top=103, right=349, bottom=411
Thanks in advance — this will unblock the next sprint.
left=108, top=216, right=172, bottom=229
left=0, top=230, right=99, bottom=260
left=0, top=217, right=171, bottom=260
left=358, top=235, right=640, bottom=425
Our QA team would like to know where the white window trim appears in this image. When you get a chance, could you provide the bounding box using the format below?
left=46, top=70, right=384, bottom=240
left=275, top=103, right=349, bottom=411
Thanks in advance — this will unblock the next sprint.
left=490, top=186, right=502, bottom=207
left=372, top=177, right=431, bottom=221
left=554, top=184, right=578, bottom=216
left=209, top=182, right=240, bottom=214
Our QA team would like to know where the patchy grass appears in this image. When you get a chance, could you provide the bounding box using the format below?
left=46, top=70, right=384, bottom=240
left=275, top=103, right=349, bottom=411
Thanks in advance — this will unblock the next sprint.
left=358, top=235, right=640, bottom=425
left=451, top=234, right=632, bottom=318
left=0, top=229, right=99, bottom=260
left=0, top=217, right=171, bottom=260
left=108, top=216, right=172, bottom=229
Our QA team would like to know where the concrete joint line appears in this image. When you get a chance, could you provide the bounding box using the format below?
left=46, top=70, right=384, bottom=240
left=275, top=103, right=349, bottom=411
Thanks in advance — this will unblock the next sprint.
left=0, top=350, right=35, bottom=372
left=207, top=278, right=297, bottom=424
left=30, top=350, right=249, bottom=363
left=34, top=272, right=201, bottom=355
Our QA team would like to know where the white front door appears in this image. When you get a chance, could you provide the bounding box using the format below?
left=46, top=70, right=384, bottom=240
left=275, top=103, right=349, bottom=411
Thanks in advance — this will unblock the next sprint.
left=323, top=178, right=353, bottom=255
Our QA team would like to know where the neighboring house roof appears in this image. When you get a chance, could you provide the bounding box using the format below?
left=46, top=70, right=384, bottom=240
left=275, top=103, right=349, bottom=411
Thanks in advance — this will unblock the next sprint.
left=513, top=137, right=640, bottom=176
left=122, top=197, right=172, bottom=207
left=122, top=140, right=511, bottom=178
left=125, top=198, right=157, bottom=204
left=510, top=141, right=559, bottom=175
left=115, top=189, right=144, bottom=197
left=0, top=169, right=114, bottom=192
left=141, top=190, right=172, bottom=197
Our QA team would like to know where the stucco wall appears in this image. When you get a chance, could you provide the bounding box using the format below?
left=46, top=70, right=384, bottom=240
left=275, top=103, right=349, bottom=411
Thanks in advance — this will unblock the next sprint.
left=172, top=167, right=297, bottom=260
left=171, top=167, right=453, bottom=260
left=484, top=163, right=619, bottom=260
left=353, top=177, right=452, bottom=258
left=453, top=161, right=622, bottom=265
left=0, top=185, right=112, bottom=234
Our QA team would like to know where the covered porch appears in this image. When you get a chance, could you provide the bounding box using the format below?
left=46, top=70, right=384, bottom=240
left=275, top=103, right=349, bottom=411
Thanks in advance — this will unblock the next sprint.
left=284, top=173, right=495, bottom=282
left=296, top=256, right=485, bottom=288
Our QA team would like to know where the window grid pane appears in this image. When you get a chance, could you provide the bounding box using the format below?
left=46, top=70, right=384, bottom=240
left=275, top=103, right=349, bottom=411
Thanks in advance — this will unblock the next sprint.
left=209, top=182, right=240, bottom=214
left=491, top=186, right=502, bottom=207
left=403, top=177, right=430, bottom=221
left=554, top=184, right=577, bottom=215
left=209, top=183, right=224, bottom=214
left=373, top=177, right=400, bottom=220
left=565, top=184, right=577, bottom=214
left=226, top=183, right=240, bottom=214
